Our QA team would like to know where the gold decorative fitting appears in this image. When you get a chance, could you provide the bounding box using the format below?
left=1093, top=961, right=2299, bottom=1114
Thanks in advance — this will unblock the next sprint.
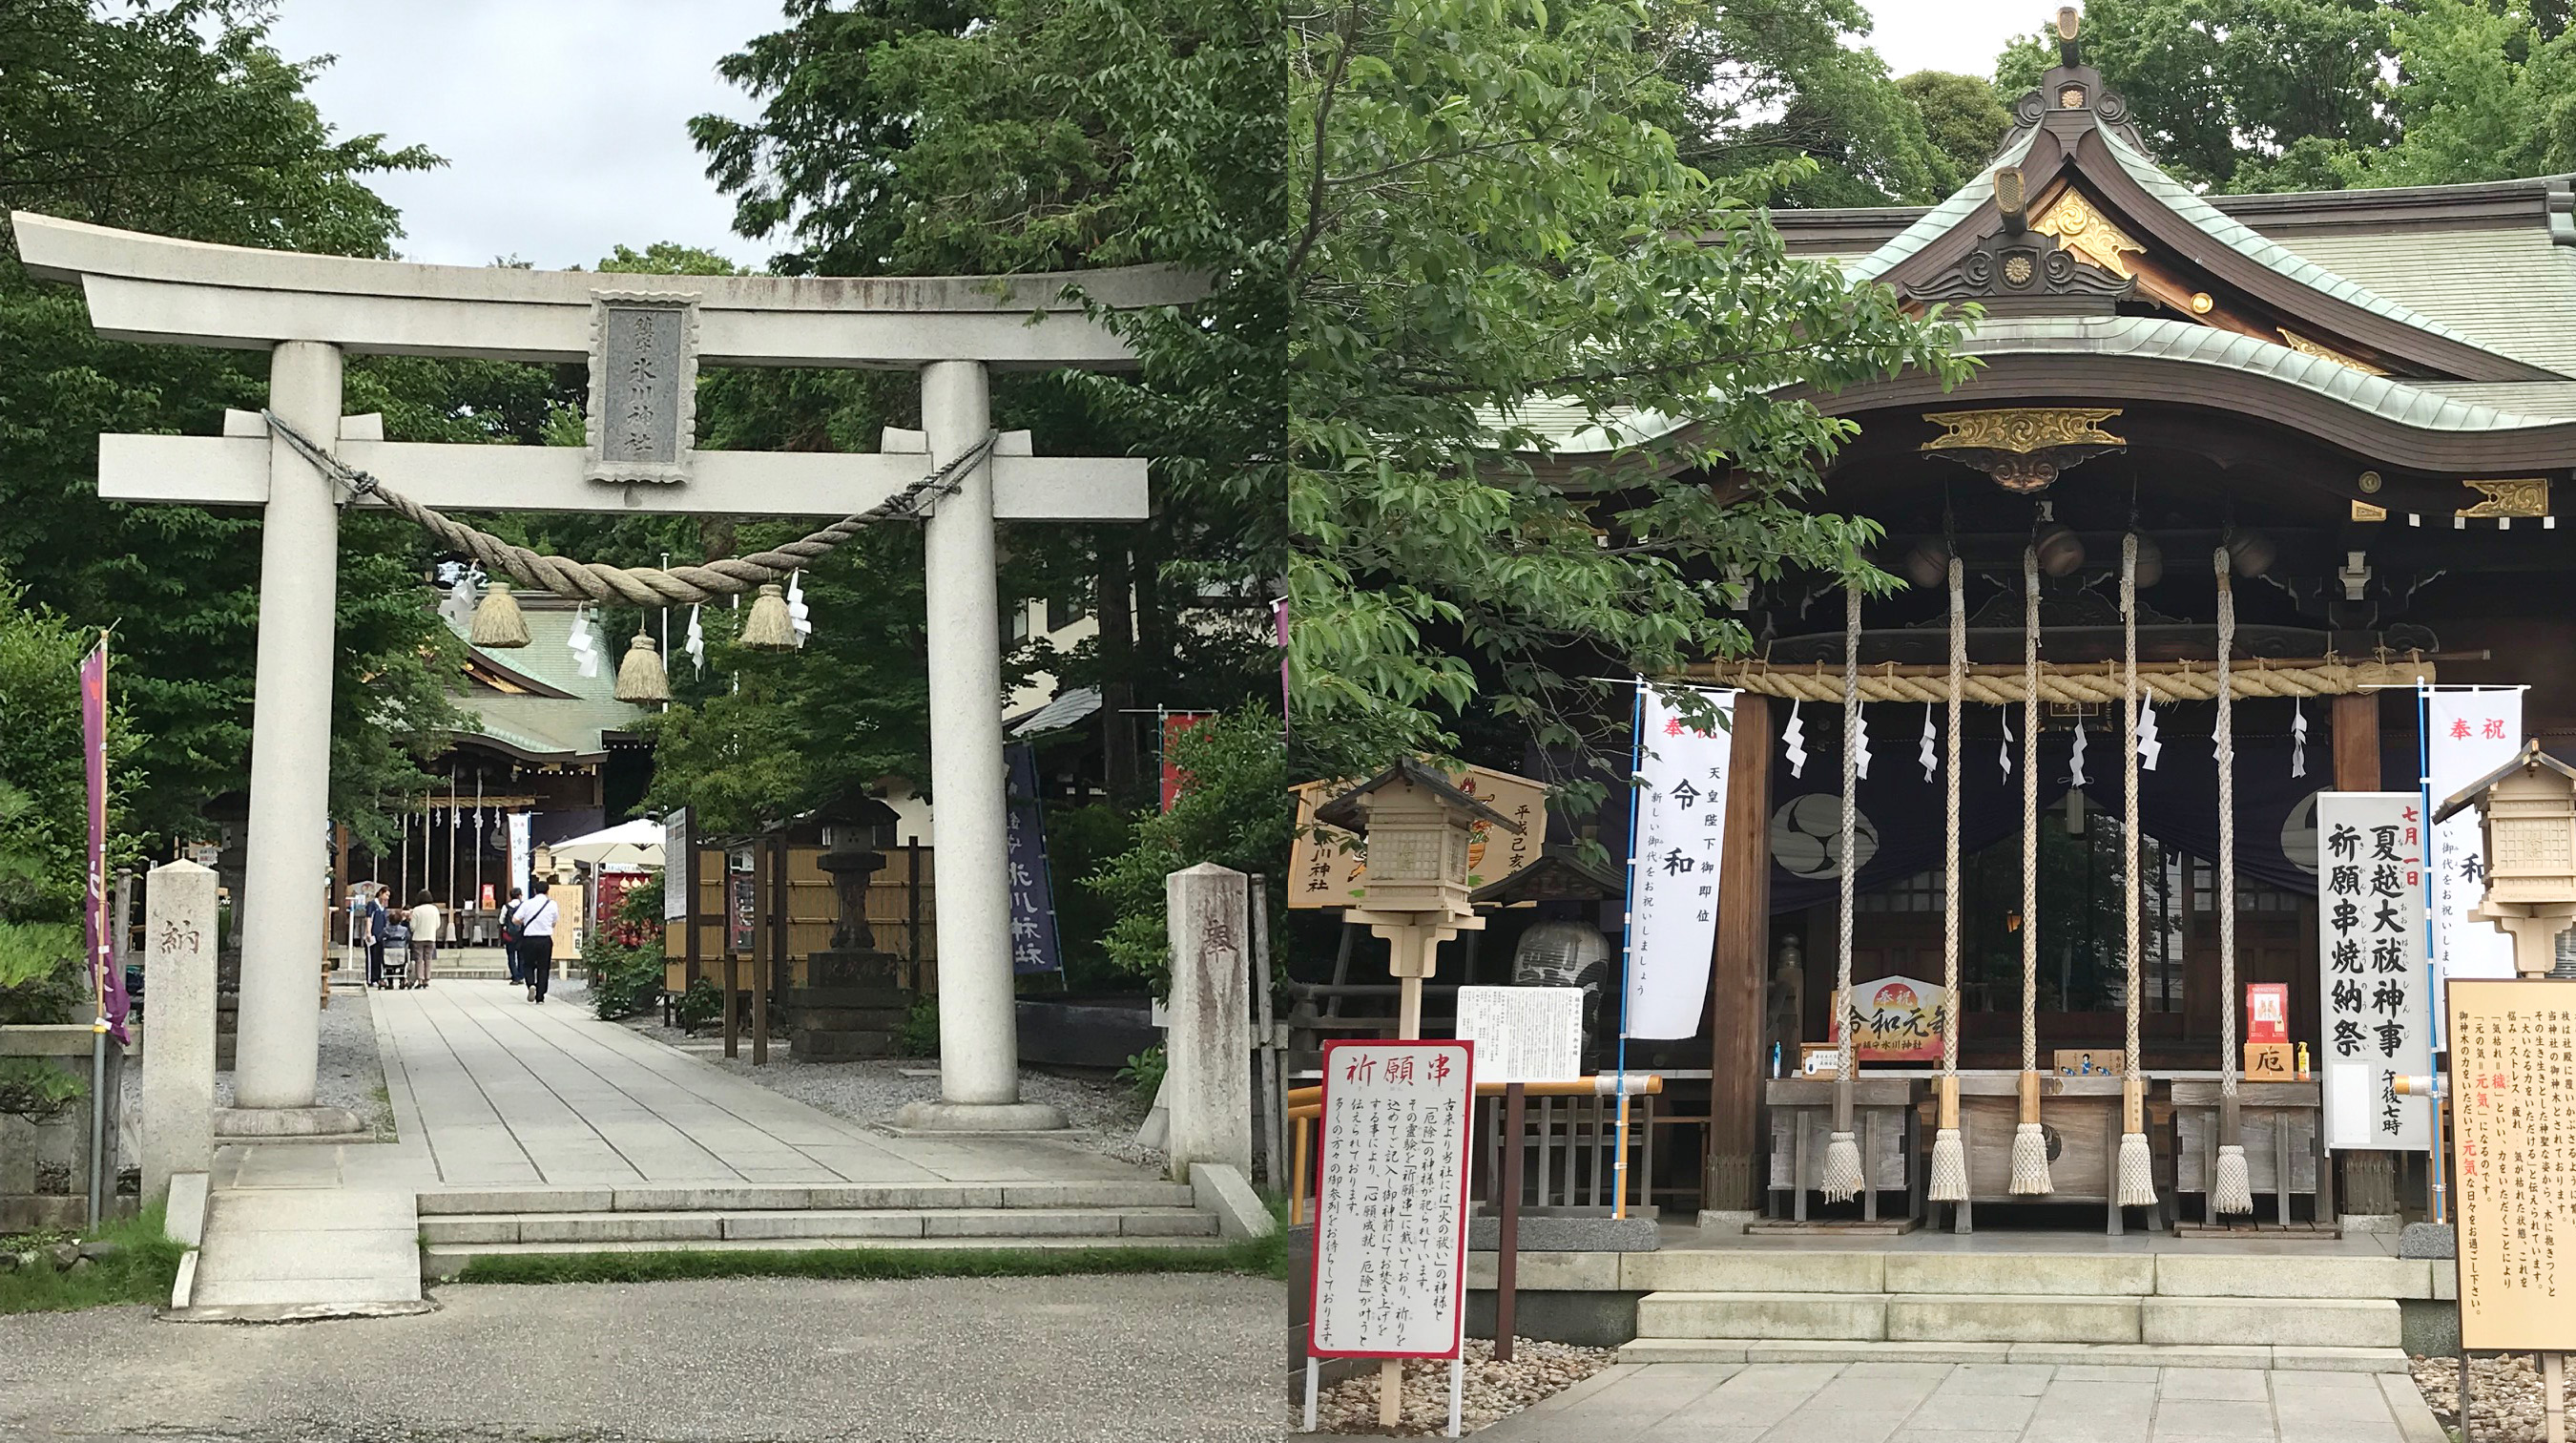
left=2358, top=470, right=2384, bottom=493
left=1921, top=408, right=2124, bottom=454
left=2030, top=190, right=2146, bottom=279
left=2459, top=478, right=2549, bottom=519
left=2277, top=328, right=2387, bottom=376
left=2190, top=291, right=2214, bottom=314
left=2059, top=85, right=2087, bottom=109
left=2003, top=254, right=2035, bottom=285
left=2352, top=500, right=2389, bottom=522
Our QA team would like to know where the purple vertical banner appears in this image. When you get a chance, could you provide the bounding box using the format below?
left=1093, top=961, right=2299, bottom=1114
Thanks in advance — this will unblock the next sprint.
left=80, top=639, right=128, bottom=1043
left=1004, top=743, right=1064, bottom=975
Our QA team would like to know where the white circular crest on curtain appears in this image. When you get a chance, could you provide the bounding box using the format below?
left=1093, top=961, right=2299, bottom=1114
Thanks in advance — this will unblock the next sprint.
left=1771, top=792, right=1880, bottom=880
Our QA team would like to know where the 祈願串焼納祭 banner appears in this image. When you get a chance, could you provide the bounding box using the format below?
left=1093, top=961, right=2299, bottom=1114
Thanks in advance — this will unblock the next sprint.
left=1621, top=683, right=1736, bottom=1040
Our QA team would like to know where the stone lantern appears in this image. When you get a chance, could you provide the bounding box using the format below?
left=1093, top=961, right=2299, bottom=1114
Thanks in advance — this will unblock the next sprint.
left=1317, top=758, right=1524, bottom=1037
left=786, top=793, right=911, bottom=1058
left=2435, top=739, right=2576, bottom=976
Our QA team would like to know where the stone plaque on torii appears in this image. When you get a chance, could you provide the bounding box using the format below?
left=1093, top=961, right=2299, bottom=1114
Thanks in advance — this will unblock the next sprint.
left=12, top=210, right=1200, bottom=1133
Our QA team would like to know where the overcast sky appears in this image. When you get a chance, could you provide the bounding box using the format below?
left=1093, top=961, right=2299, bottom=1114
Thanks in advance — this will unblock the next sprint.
left=262, top=1, right=2045, bottom=273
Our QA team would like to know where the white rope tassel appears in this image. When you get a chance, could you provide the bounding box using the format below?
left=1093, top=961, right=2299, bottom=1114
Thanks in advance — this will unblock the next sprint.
left=1928, top=555, right=1969, bottom=1204
left=2115, top=532, right=2156, bottom=1209
left=2212, top=543, right=2255, bottom=1217
left=2010, top=543, right=2052, bottom=1195
left=1821, top=581, right=1866, bottom=1204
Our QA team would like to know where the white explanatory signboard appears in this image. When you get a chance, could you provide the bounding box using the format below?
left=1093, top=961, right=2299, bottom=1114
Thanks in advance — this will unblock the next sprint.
left=1454, top=986, right=1581, bottom=1083
left=2427, top=691, right=2524, bottom=1013
left=2316, top=792, right=2430, bottom=1151
left=1623, top=684, right=1736, bottom=1040
left=662, top=808, right=691, bottom=923
left=1307, top=1039, right=1473, bottom=1360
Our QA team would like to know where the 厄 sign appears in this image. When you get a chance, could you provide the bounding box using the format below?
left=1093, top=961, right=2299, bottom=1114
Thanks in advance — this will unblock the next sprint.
left=1307, top=1039, right=1474, bottom=1359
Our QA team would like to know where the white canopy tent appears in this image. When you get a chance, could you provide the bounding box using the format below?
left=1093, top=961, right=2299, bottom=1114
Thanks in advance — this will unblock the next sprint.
left=546, top=819, right=666, bottom=868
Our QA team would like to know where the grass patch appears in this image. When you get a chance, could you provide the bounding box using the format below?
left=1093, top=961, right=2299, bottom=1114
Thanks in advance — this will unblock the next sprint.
left=0, top=1202, right=183, bottom=1314
left=454, top=1230, right=1287, bottom=1286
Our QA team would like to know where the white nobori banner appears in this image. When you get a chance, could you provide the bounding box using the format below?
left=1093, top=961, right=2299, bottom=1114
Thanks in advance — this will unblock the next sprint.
left=1623, top=684, right=1736, bottom=1040
left=2426, top=691, right=2524, bottom=1013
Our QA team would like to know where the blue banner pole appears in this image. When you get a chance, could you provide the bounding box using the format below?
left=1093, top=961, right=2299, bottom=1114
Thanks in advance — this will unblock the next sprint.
left=1612, top=682, right=1646, bottom=1217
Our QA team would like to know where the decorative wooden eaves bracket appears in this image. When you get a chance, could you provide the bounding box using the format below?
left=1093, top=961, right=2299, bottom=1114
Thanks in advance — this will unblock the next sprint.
left=1919, top=407, right=2127, bottom=494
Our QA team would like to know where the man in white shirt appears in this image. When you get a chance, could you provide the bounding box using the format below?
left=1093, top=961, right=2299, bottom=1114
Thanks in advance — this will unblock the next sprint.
left=512, top=884, right=562, bottom=1003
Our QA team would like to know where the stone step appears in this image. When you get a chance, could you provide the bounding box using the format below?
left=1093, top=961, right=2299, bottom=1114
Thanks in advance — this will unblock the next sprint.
left=415, top=1179, right=1196, bottom=1215
left=420, top=1205, right=1215, bottom=1245
left=420, top=1231, right=1232, bottom=1280
left=1632, top=1289, right=2403, bottom=1350
left=1548, top=1249, right=2440, bottom=1300
left=1615, top=1338, right=2411, bottom=1373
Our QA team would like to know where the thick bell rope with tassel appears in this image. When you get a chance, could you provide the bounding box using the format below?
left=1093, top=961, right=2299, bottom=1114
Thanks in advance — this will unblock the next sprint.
left=1818, top=581, right=1868, bottom=1204
left=1928, top=554, right=1969, bottom=1206
left=2115, top=533, right=2157, bottom=1209
left=2009, top=542, right=2054, bottom=1197
left=2211, top=541, right=2256, bottom=1216
left=613, top=630, right=671, bottom=703
left=468, top=578, right=531, bottom=649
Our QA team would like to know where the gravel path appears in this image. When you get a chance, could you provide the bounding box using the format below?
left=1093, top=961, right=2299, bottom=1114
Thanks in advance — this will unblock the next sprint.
left=1301, top=1338, right=1618, bottom=1436
left=0, top=1272, right=1281, bottom=1442
left=2414, top=1352, right=2574, bottom=1442
left=621, top=1015, right=1166, bottom=1169
left=115, top=981, right=393, bottom=1151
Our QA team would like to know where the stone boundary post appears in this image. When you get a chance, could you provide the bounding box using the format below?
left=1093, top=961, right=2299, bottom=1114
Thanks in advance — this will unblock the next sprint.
left=140, top=860, right=218, bottom=1203
left=1166, top=862, right=1252, bottom=1181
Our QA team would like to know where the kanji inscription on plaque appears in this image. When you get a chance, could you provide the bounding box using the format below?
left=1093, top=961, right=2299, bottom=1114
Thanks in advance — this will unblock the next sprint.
left=2449, top=978, right=2576, bottom=1351
left=585, top=291, right=699, bottom=484
left=1307, top=1039, right=1474, bottom=1359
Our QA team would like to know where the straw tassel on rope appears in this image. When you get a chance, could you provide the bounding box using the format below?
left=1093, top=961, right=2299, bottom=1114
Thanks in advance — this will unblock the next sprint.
left=2009, top=543, right=2054, bottom=1196
left=2212, top=542, right=2255, bottom=1216
left=2115, top=533, right=2157, bottom=1209
left=1818, top=580, right=1867, bottom=1204
left=467, top=578, right=530, bottom=649
left=1929, top=554, right=1968, bottom=1205
left=613, top=630, right=671, bottom=703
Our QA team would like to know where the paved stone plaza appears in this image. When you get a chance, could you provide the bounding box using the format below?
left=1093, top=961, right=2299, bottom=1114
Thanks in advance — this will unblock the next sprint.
left=1466, top=1360, right=2445, bottom=1443
left=1, top=1273, right=1280, bottom=1443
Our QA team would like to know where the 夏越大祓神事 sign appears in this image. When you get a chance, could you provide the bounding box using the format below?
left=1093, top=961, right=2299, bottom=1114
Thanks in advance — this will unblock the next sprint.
left=1307, top=1039, right=1474, bottom=1359
left=2315, top=792, right=2430, bottom=1151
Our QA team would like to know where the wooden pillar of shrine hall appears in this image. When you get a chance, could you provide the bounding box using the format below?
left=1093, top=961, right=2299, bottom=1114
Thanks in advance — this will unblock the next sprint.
left=1704, top=692, right=1775, bottom=1215
left=2333, top=691, right=2402, bottom=1219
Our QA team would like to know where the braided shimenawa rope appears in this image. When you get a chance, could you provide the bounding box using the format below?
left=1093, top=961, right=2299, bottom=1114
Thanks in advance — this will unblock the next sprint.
left=2009, top=543, right=2053, bottom=1195
left=266, top=410, right=998, bottom=606
left=1928, top=555, right=1969, bottom=1204
left=1819, top=582, right=1867, bottom=1203
left=2212, top=543, right=2254, bottom=1214
left=2116, top=533, right=2156, bottom=1206
left=1693, top=665, right=2361, bottom=704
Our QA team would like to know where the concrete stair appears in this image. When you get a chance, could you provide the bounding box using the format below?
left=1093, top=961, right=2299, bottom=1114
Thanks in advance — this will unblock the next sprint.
left=1619, top=1249, right=2412, bottom=1372
left=416, top=1180, right=1223, bottom=1278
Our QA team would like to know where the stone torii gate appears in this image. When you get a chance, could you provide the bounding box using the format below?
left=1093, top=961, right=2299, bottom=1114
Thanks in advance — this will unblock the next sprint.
left=13, top=211, right=1196, bottom=1133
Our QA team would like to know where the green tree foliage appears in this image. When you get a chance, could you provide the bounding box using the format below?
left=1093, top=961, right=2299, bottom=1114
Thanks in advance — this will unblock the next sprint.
left=1897, top=71, right=2013, bottom=191
left=0, top=0, right=464, bottom=846
left=1081, top=706, right=1290, bottom=993
left=1284, top=0, right=1968, bottom=793
left=1673, top=1, right=1957, bottom=204
left=2316, top=0, right=2576, bottom=189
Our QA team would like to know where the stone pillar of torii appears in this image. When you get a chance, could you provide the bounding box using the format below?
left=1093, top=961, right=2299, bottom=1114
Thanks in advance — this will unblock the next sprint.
left=14, top=211, right=1198, bottom=1133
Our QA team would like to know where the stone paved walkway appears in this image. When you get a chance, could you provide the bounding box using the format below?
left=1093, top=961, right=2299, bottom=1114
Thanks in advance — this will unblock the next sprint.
left=1469, top=1362, right=2446, bottom=1443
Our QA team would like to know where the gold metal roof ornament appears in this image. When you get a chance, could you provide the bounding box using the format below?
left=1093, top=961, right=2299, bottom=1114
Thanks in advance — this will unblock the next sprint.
left=1918, top=407, right=2126, bottom=494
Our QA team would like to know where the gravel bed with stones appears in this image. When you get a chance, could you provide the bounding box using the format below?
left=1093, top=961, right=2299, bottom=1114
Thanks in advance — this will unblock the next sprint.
left=1298, top=1338, right=1617, bottom=1435
left=620, top=1014, right=1165, bottom=1169
left=115, top=980, right=394, bottom=1146
left=2414, top=1353, right=2574, bottom=1442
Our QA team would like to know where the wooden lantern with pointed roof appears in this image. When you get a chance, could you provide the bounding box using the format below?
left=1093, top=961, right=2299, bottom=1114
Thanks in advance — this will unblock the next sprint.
left=2435, top=739, right=2576, bottom=976
left=1315, top=757, right=1521, bottom=920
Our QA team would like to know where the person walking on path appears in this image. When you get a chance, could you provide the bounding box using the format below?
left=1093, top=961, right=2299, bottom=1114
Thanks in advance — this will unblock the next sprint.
left=407, top=891, right=443, bottom=989
left=364, top=885, right=393, bottom=989
left=498, top=887, right=526, bottom=985
left=514, top=884, right=560, bottom=1003
left=378, top=902, right=411, bottom=990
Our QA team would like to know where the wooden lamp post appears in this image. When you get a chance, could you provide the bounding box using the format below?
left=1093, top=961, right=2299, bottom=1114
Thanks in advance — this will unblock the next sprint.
left=2437, top=739, right=2576, bottom=976
left=1317, top=758, right=1524, bottom=1040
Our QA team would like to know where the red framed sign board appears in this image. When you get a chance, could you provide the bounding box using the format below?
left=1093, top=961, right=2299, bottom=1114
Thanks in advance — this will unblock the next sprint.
left=1305, top=1038, right=1476, bottom=1360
